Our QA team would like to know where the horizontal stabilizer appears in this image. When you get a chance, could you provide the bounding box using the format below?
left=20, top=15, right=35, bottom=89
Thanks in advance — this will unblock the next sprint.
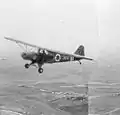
left=82, top=57, right=93, bottom=61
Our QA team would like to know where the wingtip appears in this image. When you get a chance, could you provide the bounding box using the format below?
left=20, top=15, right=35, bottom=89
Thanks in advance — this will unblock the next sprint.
left=4, top=36, right=9, bottom=39
left=4, top=36, right=14, bottom=41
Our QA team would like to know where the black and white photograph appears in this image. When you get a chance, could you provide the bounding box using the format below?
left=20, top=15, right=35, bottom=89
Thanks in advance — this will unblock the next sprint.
left=0, top=0, right=120, bottom=115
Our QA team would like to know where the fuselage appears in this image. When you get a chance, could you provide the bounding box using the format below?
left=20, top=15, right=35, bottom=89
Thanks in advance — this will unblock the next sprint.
left=21, top=51, right=80, bottom=64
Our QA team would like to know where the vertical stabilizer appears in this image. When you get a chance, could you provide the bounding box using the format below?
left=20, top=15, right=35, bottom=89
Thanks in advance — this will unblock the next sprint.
left=74, top=45, right=85, bottom=56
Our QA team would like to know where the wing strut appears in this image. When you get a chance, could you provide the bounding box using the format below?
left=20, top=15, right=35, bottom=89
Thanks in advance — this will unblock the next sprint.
left=4, top=36, right=37, bottom=53
left=17, top=42, right=27, bottom=52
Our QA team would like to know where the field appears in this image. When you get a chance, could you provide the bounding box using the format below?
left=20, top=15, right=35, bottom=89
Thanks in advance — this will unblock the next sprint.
left=0, top=59, right=120, bottom=115
left=0, top=61, right=89, bottom=115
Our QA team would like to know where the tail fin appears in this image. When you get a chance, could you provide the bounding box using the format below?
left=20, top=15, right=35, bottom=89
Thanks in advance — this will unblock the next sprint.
left=74, top=45, right=85, bottom=56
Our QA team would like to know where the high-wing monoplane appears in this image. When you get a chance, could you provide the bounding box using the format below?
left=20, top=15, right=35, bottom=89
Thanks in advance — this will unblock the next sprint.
left=4, top=36, right=93, bottom=74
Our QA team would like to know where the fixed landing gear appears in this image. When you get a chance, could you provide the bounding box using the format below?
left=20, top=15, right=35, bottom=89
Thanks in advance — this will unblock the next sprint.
left=24, top=61, right=35, bottom=69
left=79, top=61, right=82, bottom=65
left=24, top=63, right=29, bottom=68
left=38, top=68, right=43, bottom=73
left=24, top=62, right=44, bottom=74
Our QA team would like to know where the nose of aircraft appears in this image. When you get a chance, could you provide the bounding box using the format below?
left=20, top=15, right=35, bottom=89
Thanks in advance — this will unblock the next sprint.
left=21, top=52, right=27, bottom=59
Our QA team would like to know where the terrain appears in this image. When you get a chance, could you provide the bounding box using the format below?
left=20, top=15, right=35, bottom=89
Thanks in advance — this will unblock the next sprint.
left=0, top=60, right=89, bottom=115
left=0, top=53, right=120, bottom=115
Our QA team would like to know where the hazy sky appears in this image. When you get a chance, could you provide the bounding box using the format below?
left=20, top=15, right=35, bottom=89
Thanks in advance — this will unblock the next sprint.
left=0, top=0, right=120, bottom=58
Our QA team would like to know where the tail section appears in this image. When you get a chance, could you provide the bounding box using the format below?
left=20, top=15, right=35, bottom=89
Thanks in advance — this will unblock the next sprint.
left=74, top=45, right=85, bottom=56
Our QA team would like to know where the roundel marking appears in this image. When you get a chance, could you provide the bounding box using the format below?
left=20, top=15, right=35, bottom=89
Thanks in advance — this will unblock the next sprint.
left=55, top=54, right=61, bottom=62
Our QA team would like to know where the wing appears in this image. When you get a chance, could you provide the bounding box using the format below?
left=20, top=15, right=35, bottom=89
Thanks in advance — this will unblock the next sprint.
left=4, top=36, right=44, bottom=50
left=4, top=36, right=93, bottom=63
left=4, top=36, right=74, bottom=56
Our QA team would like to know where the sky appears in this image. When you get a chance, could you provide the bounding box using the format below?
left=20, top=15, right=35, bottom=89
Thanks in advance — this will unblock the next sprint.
left=0, top=0, right=120, bottom=59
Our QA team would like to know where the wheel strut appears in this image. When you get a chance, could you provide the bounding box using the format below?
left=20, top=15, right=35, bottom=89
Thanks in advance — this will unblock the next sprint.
left=79, top=61, right=82, bottom=65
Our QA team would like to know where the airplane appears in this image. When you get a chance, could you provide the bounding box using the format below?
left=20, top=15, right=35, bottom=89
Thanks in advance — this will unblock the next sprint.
left=4, top=36, right=93, bottom=74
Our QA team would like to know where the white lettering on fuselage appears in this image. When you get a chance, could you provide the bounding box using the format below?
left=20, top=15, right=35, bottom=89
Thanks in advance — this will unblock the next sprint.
left=70, top=56, right=74, bottom=61
left=62, top=56, right=69, bottom=61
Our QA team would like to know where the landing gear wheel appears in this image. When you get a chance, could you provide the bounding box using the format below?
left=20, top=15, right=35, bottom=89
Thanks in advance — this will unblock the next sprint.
left=38, top=68, right=43, bottom=73
left=24, top=63, right=29, bottom=69
left=79, top=61, right=82, bottom=65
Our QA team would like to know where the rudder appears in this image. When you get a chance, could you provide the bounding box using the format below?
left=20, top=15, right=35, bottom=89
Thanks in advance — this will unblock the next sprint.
left=74, top=45, right=85, bottom=56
